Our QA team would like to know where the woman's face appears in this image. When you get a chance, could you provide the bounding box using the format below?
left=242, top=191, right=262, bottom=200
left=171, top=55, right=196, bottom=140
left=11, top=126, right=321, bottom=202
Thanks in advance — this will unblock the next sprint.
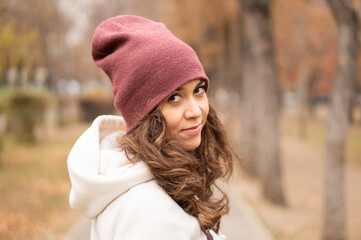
left=159, top=79, right=209, bottom=151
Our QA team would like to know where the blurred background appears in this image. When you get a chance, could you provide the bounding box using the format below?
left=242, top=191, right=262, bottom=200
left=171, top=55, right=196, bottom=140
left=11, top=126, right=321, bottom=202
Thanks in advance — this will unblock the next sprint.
left=0, top=0, right=360, bottom=239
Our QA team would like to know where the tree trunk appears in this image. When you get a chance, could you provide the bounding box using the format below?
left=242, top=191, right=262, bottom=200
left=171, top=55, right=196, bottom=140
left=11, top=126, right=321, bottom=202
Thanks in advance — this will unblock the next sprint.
left=226, top=8, right=242, bottom=90
left=323, top=1, right=359, bottom=240
left=296, top=61, right=310, bottom=139
left=240, top=0, right=285, bottom=205
left=240, top=6, right=257, bottom=177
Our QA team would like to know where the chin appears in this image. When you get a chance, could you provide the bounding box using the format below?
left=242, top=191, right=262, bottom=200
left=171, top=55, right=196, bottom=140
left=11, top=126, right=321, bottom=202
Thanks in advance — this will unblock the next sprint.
left=179, top=137, right=201, bottom=151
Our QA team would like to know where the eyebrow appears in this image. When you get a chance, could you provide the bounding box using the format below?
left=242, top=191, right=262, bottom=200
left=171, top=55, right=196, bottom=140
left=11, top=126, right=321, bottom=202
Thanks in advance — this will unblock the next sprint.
left=175, top=80, right=205, bottom=91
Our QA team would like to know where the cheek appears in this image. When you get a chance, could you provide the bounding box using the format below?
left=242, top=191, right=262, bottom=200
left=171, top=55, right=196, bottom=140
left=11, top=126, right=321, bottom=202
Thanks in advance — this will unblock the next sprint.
left=201, top=100, right=209, bottom=122
left=162, top=109, right=182, bottom=136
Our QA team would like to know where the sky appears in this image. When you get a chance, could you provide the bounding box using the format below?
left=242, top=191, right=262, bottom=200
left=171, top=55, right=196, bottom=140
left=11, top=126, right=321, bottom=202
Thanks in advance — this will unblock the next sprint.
left=58, top=0, right=96, bottom=46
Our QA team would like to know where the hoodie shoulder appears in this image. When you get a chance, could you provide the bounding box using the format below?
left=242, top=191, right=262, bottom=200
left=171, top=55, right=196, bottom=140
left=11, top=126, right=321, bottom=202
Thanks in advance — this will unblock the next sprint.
left=67, top=115, right=154, bottom=219
left=94, top=180, right=206, bottom=240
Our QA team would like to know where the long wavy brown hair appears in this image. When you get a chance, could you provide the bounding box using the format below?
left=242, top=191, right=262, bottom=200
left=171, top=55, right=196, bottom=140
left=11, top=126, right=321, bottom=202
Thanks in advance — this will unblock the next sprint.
left=118, top=103, right=238, bottom=233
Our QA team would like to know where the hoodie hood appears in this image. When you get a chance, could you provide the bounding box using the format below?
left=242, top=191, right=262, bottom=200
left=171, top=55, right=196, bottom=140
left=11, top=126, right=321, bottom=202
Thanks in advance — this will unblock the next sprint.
left=67, top=115, right=154, bottom=218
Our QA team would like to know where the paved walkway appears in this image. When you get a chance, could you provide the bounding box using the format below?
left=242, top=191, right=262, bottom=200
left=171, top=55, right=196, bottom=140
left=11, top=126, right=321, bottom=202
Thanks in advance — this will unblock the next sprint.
left=64, top=217, right=91, bottom=240
left=64, top=183, right=273, bottom=240
left=221, top=184, right=274, bottom=240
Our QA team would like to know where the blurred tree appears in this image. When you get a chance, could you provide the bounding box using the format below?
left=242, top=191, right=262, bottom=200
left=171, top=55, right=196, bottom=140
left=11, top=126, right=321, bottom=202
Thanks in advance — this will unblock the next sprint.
left=292, top=1, right=311, bottom=138
left=239, top=1, right=257, bottom=177
left=0, top=12, right=42, bottom=86
left=240, top=0, right=285, bottom=205
left=273, top=0, right=339, bottom=120
left=323, top=1, right=359, bottom=240
left=0, top=0, right=68, bottom=89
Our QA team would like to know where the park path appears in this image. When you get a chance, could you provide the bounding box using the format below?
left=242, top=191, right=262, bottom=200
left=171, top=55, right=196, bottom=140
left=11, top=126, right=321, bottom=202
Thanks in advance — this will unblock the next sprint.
left=64, top=177, right=274, bottom=240
left=220, top=182, right=274, bottom=240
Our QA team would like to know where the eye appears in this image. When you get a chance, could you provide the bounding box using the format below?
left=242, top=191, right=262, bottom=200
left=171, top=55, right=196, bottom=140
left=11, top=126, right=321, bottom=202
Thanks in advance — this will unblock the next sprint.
left=194, top=85, right=206, bottom=95
left=168, top=93, right=181, bottom=103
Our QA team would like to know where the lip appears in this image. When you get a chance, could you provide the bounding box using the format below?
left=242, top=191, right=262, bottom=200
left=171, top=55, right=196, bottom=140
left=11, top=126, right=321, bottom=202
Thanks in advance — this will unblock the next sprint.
left=181, top=123, right=202, bottom=135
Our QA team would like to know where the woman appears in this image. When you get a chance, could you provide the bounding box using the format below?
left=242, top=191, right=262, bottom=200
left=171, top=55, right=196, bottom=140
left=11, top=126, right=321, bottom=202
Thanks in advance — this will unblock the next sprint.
left=67, top=15, right=239, bottom=240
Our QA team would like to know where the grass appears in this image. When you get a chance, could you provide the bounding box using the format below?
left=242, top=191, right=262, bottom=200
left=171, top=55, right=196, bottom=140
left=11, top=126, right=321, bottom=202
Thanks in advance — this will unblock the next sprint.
left=0, top=123, right=89, bottom=240
left=346, top=125, right=361, bottom=165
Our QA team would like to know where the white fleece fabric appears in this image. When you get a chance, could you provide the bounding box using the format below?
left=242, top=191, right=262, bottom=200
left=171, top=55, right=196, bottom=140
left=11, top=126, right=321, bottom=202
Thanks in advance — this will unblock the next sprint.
left=67, top=115, right=226, bottom=240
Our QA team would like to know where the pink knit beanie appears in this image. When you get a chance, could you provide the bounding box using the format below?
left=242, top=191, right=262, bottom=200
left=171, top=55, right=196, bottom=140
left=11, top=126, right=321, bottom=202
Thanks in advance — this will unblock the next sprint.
left=91, top=15, right=209, bottom=132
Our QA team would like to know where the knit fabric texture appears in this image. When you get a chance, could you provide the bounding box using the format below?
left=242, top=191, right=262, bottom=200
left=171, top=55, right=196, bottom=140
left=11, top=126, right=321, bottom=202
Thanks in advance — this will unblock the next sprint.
left=91, top=15, right=209, bottom=132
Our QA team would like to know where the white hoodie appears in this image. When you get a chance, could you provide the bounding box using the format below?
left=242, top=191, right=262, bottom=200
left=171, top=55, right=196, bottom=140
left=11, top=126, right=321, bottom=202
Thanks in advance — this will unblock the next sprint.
left=67, top=115, right=226, bottom=240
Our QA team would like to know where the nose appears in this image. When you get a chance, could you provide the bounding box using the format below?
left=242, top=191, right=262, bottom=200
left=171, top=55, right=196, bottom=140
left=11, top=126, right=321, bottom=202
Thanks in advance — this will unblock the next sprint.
left=184, top=98, right=202, bottom=119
